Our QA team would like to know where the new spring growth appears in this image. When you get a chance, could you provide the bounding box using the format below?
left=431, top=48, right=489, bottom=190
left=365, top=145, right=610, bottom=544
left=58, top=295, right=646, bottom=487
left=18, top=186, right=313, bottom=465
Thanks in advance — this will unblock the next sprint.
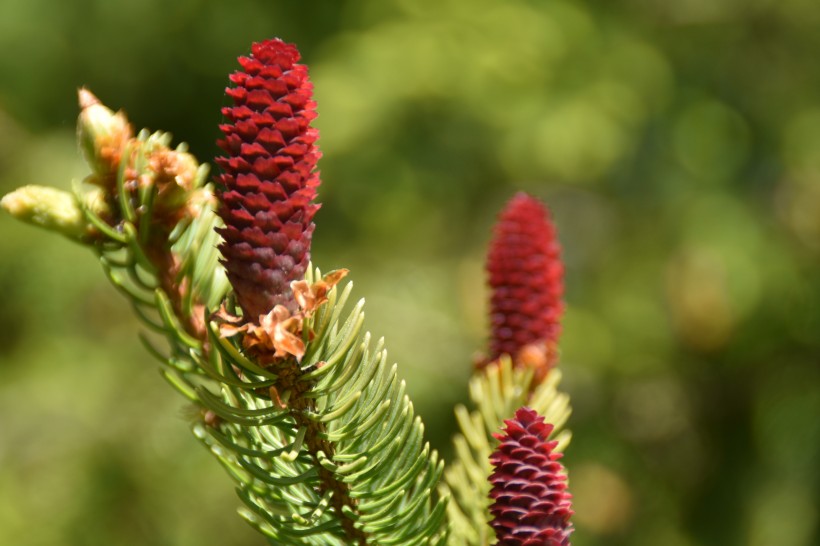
left=0, top=89, right=133, bottom=241
left=78, top=88, right=209, bottom=231
left=0, top=185, right=108, bottom=242
left=78, top=87, right=132, bottom=189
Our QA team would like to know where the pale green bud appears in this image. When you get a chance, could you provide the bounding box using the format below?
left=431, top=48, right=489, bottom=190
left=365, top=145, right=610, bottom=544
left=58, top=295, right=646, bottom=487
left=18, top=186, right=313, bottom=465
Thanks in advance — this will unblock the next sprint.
left=1, top=185, right=107, bottom=242
left=77, top=88, right=132, bottom=184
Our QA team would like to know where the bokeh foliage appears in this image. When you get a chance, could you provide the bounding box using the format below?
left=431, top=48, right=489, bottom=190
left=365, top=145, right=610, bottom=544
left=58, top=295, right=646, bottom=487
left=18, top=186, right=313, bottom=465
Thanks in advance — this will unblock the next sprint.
left=1, top=1, right=819, bottom=545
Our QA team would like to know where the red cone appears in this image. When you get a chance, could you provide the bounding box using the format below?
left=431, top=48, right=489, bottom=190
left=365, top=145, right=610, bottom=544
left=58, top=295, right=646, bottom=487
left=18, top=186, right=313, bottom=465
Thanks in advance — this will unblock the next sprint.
left=485, top=192, right=564, bottom=379
left=216, top=38, right=321, bottom=320
left=489, top=407, right=574, bottom=546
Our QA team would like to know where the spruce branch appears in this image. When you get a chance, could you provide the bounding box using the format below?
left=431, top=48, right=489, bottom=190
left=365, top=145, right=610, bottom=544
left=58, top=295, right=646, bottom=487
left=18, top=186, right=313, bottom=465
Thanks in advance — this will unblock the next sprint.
left=212, top=37, right=368, bottom=542
left=1, top=36, right=584, bottom=546
left=3, top=39, right=449, bottom=545
left=202, top=267, right=448, bottom=544
left=208, top=38, right=448, bottom=544
left=443, top=193, right=572, bottom=545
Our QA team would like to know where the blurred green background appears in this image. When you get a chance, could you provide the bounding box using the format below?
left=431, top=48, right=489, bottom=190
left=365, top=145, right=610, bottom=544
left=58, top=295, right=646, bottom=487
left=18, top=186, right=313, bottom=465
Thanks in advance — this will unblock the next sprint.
left=1, top=0, right=819, bottom=545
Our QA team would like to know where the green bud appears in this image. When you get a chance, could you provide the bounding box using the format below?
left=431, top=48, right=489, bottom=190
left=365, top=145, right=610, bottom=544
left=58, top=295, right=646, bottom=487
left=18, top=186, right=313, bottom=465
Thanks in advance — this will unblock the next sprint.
left=1, top=185, right=107, bottom=242
left=77, top=88, right=132, bottom=183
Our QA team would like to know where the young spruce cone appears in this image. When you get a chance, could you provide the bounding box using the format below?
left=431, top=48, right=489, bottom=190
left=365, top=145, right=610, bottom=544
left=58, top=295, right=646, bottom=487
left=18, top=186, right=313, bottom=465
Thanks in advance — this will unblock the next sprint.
left=216, top=38, right=321, bottom=320
left=484, top=192, right=564, bottom=381
left=489, top=407, right=573, bottom=546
